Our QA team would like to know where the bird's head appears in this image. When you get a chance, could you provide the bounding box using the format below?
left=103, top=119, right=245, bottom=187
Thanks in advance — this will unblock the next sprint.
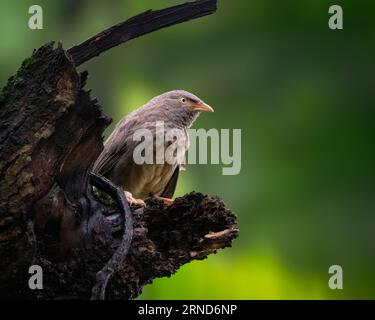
left=150, top=90, right=214, bottom=127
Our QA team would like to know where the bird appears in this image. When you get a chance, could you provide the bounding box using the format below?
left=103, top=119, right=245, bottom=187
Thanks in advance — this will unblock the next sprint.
left=92, top=90, right=214, bottom=206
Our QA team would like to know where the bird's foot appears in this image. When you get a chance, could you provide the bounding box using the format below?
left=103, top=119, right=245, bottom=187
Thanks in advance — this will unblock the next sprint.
left=154, top=196, right=174, bottom=206
left=124, top=191, right=146, bottom=207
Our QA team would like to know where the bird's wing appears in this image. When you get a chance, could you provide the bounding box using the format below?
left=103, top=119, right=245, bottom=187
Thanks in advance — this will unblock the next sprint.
left=93, top=146, right=123, bottom=177
left=161, top=126, right=189, bottom=198
left=92, top=119, right=133, bottom=177
left=160, top=165, right=180, bottom=199
left=93, top=146, right=122, bottom=177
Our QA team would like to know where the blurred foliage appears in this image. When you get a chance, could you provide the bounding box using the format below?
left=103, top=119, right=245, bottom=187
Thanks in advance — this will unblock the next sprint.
left=1, top=0, right=374, bottom=299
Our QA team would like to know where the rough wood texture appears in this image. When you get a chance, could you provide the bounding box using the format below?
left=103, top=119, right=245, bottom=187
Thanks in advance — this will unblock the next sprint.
left=0, top=0, right=238, bottom=300
left=3, top=192, right=237, bottom=299
left=68, top=0, right=217, bottom=66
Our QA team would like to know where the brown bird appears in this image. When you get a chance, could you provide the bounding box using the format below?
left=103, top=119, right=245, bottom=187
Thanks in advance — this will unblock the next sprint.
left=93, top=90, right=214, bottom=206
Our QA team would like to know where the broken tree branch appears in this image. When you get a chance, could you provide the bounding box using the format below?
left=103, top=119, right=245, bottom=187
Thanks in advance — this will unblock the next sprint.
left=32, top=192, right=238, bottom=299
left=67, top=0, right=217, bottom=66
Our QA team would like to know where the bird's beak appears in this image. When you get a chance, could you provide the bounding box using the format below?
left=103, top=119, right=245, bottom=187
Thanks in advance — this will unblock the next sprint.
left=192, top=101, right=214, bottom=113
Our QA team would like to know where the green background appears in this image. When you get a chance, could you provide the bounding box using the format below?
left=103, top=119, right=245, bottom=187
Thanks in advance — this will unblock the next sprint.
left=1, top=0, right=374, bottom=299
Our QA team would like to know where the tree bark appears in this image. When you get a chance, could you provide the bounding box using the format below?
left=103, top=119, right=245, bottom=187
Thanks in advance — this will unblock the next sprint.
left=0, top=0, right=238, bottom=300
left=68, top=0, right=218, bottom=66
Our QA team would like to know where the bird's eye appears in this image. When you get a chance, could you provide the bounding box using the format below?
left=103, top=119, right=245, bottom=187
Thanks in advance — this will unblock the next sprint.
left=181, top=98, right=187, bottom=103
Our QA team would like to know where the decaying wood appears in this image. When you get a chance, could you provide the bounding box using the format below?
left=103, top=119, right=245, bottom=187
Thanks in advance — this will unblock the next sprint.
left=0, top=0, right=238, bottom=300
left=0, top=42, right=111, bottom=287
left=5, top=192, right=237, bottom=299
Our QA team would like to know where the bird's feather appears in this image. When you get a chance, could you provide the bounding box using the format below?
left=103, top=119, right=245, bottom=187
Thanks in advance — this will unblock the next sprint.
left=161, top=165, right=180, bottom=198
left=93, top=118, right=132, bottom=176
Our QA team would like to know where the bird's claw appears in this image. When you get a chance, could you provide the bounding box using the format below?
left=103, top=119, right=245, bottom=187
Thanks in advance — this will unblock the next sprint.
left=124, top=191, right=146, bottom=207
left=154, top=196, right=174, bottom=206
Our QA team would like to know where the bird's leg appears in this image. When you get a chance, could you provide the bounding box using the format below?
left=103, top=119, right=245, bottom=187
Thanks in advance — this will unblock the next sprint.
left=154, top=196, right=174, bottom=206
left=124, top=191, right=146, bottom=207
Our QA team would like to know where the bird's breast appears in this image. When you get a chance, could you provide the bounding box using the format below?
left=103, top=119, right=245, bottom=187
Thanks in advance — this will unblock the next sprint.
left=116, top=125, right=189, bottom=199
left=130, top=163, right=176, bottom=199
